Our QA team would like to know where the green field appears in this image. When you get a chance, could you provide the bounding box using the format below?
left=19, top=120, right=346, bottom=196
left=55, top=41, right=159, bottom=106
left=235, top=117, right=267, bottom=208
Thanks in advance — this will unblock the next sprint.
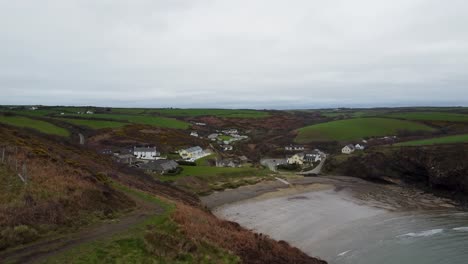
left=62, top=114, right=190, bottom=129
left=149, top=108, right=270, bottom=118
left=59, top=118, right=128, bottom=129
left=385, top=112, right=468, bottom=122
left=218, top=135, right=233, bottom=141
left=295, top=117, right=435, bottom=143
left=0, top=116, right=70, bottom=137
left=395, top=134, right=468, bottom=146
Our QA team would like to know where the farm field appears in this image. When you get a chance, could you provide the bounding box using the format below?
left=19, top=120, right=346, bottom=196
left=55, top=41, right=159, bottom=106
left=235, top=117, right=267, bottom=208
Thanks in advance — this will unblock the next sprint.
left=62, top=114, right=190, bottom=129
left=148, top=108, right=270, bottom=118
left=384, top=112, right=468, bottom=122
left=58, top=118, right=128, bottom=129
left=0, top=115, right=70, bottom=137
left=395, top=134, right=468, bottom=146
left=295, top=117, right=435, bottom=143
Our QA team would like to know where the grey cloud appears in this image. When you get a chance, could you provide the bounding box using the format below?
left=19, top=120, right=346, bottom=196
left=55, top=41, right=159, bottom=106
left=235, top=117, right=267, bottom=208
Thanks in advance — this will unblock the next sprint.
left=1, top=0, right=467, bottom=108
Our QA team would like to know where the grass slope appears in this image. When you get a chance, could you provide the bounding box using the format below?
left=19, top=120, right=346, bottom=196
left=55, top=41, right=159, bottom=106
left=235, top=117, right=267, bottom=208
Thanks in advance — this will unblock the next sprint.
left=295, top=117, right=435, bottom=143
left=150, top=109, right=270, bottom=118
left=0, top=116, right=69, bottom=137
left=395, top=134, right=468, bottom=146
left=385, top=112, right=468, bottom=122
left=59, top=118, right=128, bottom=129
left=63, top=114, right=190, bottom=129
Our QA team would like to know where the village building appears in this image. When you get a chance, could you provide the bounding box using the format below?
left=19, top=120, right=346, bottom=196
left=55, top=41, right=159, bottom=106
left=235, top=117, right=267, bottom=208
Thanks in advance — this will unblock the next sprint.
left=285, top=145, right=305, bottom=151
left=355, top=144, right=365, bottom=150
left=86, top=110, right=94, bottom=114
left=133, top=146, right=160, bottom=160
left=179, top=146, right=204, bottom=160
left=222, top=129, right=238, bottom=135
left=221, top=145, right=233, bottom=151
left=139, top=159, right=178, bottom=174
left=115, top=154, right=136, bottom=164
left=29, top=106, right=38, bottom=110
left=190, top=131, right=199, bottom=137
left=304, top=150, right=324, bottom=163
left=287, top=153, right=305, bottom=165
left=195, top=122, right=206, bottom=126
left=208, top=133, right=219, bottom=141
left=342, top=144, right=355, bottom=154
left=216, top=159, right=241, bottom=168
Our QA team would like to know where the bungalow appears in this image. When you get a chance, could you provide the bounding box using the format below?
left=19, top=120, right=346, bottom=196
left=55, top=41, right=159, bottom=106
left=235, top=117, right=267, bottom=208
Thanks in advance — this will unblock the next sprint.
left=179, top=146, right=204, bottom=160
left=133, top=146, right=160, bottom=160
left=115, top=154, right=136, bottom=164
left=139, top=159, right=178, bottom=174
left=285, top=145, right=305, bottom=151
left=342, top=144, right=355, bottom=154
left=29, top=106, right=38, bottom=110
left=86, top=110, right=94, bottom=114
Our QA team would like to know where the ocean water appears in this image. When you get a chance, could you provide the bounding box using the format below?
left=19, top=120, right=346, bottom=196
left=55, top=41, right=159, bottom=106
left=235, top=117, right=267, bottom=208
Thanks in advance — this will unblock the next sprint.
left=215, top=190, right=468, bottom=264
left=313, top=211, right=468, bottom=264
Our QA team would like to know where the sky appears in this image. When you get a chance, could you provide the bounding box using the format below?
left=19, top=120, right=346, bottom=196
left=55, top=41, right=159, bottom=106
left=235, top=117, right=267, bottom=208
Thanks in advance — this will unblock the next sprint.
left=1, top=0, right=468, bottom=109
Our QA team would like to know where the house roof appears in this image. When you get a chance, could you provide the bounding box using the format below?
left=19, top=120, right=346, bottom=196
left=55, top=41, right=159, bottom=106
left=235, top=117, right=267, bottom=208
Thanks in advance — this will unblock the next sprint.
left=184, top=146, right=203, bottom=153
left=141, top=159, right=178, bottom=171
left=134, top=146, right=157, bottom=152
left=345, top=144, right=355, bottom=150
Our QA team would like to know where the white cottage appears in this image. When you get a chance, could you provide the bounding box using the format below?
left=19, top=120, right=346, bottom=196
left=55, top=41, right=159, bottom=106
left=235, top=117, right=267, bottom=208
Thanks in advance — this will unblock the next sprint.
left=133, top=146, right=160, bottom=160
left=341, top=144, right=355, bottom=154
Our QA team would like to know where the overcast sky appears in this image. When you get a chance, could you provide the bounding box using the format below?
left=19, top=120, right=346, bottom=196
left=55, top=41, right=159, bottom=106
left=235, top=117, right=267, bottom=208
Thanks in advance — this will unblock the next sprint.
left=1, top=0, right=468, bottom=109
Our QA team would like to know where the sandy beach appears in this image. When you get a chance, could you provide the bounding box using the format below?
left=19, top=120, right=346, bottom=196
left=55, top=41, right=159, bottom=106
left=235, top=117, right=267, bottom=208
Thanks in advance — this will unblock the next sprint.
left=202, top=176, right=461, bottom=260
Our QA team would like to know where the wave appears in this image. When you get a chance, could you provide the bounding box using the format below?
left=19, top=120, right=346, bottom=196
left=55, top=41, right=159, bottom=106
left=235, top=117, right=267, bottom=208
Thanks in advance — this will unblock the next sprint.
left=453, top=227, right=468, bottom=232
left=337, top=250, right=351, bottom=256
left=398, top=229, right=444, bottom=238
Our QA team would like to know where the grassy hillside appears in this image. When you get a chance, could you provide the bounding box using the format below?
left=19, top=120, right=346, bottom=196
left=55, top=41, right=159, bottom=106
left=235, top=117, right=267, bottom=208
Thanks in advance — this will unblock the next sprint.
left=149, top=108, right=270, bottom=118
left=395, top=134, right=468, bottom=146
left=59, top=118, right=128, bottom=129
left=385, top=112, right=468, bottom=122
left=295, top=117, right=435, bottom=143
left=63, top=114, right=190, bottom=129
left=0, top=115, right=69, bottom=137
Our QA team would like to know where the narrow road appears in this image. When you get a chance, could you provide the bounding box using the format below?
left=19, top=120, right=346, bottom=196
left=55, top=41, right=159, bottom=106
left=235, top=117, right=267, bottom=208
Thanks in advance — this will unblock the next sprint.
left=0, top=190, right=165, bottom=264
left=78, top=133, right=85, bottom=145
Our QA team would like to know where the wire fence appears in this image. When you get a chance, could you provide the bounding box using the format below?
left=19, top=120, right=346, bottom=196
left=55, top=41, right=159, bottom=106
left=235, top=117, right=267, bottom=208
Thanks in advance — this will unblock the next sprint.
left=0, top=145, right=29, bottom=184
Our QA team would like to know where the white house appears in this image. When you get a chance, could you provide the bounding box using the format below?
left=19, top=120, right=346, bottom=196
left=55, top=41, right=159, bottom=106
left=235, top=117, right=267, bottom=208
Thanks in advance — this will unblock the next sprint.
left=195, top=122, right=206, bottom=126
left=287, top=153, right=305, bottom=165
left=342, top=144, right=355, bottom=154
left=190, top=131, right=199, bottom=137
left=30, top=106, right=38, bottom=110
left=304, top=150, right=324, bottom=163
left=355, top=144, right=365, bottom=150
left=86, top=110, right=94, bottom=114
left=179, top=146, right=204, bottom=160
left=133, top=146, right=160, bottom=160
left=222, top=129, right=238, bottom=135
left=222, top=145, right=233, bottom=151
left=208, top=133, right=219, bottom=141
left=285, top=145, right=305, bottom=151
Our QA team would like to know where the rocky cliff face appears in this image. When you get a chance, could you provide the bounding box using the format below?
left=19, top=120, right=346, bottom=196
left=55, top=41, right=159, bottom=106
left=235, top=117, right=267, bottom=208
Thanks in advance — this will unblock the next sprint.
left=325, top=145, right=468, bottom=197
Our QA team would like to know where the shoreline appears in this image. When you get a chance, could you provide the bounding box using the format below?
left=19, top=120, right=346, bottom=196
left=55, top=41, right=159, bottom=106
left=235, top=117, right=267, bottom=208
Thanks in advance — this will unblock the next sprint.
left=202, top=175, right=459, bottom=212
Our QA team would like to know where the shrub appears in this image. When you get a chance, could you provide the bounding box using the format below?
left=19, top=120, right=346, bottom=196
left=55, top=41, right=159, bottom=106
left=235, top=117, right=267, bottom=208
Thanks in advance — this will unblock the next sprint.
left=0, top=225, right=39, bottom=249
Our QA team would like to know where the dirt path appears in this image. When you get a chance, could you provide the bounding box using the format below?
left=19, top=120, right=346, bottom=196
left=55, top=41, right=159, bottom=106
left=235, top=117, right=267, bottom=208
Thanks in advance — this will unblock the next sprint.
left=0, top=191, right=165, bottom=264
